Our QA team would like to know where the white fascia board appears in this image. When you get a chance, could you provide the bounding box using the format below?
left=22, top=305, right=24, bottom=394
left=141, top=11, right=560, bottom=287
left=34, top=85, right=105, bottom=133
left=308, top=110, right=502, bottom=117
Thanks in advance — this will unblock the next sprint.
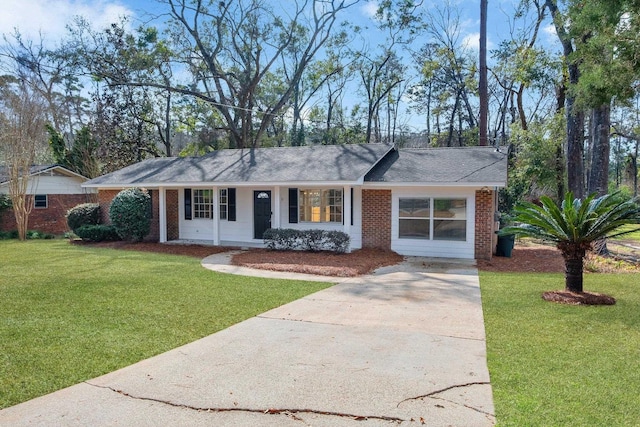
left=33, top=165, right=89, bottom=181
left=362, top=181, right=506, bottom=189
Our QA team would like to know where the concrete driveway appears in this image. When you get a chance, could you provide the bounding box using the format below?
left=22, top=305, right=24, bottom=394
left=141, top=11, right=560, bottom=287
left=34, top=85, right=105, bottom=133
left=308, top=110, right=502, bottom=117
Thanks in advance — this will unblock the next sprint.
left=0, top=256, right=495, bottom=426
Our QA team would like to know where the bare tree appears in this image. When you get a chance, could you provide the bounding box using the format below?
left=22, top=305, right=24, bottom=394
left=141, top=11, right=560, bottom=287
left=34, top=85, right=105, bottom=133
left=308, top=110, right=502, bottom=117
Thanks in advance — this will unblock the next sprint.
left=0, top=79, right=48, bottom=240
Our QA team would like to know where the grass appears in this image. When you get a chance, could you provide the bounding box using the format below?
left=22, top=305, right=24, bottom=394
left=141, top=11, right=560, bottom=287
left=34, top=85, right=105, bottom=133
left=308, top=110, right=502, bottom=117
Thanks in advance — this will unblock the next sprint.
left=612, top=224, right=640, bottom=242
left=480, top=271, right=640, bottom=426
left=0, top=240, right=331, bottom=409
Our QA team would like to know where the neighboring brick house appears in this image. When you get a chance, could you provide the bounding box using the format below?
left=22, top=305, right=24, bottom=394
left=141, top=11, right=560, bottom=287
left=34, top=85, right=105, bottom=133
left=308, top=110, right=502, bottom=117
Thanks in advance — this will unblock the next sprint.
left=0, top=165, right=97, bottom=235
left=83, top=144, right=507, bottom=260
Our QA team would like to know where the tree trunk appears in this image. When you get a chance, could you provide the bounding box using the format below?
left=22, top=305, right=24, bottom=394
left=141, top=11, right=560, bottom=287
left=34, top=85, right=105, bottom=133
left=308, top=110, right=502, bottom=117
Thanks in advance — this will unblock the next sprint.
left=546, top=0, right=585, bottom=199
left=478, top=0, right=488, bottom=146
left=560, top=242, right=586, bottom=293
left=587, top=103, right=611, bottom=196
left=566, top=94, right=585, bottom=199
left=564, top=254, right=584, bottom=293
left=555, top=84, right=566, bottom=203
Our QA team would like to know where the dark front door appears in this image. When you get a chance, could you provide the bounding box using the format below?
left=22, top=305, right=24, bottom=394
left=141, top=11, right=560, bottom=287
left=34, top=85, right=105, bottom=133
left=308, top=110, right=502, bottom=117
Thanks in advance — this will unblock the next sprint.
left=253, top=191, right=272, bottom=239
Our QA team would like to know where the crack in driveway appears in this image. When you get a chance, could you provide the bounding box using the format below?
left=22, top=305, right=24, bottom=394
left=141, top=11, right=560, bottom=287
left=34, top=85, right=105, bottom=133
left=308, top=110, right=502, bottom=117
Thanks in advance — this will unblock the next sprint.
left=397, top=381, right=494, bottom=416
left=87, top=382, right=405, bottom=424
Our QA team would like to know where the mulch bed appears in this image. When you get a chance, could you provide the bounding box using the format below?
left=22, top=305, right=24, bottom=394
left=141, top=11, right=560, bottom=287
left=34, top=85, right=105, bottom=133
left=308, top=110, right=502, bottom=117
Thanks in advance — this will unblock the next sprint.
left=476, top=244, right=565, bottom=273
left=230, top=248, right=404, bottom=277
left=542, top=290, right=616, bottom=305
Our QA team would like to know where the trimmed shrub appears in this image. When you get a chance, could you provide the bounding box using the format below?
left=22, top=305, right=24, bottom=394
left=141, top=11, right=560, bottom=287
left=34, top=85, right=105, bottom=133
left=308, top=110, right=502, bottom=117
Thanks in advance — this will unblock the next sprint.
left=26, top=230, right=55, bottom=240
left=66, top=203, right=100, bottom=232
left=75, top=224, right=120, bottom=242
left=263, top=228, right=301, bottom=250
left=0, top=194, right=11, bottom=212
left=324, top=230, right=351, bottom=253
left=0, top=230, right=55, bottom=240
left=0, top=230, right=18, bottom=240
left=109, top=188, right=151, bottom=242
left=263, top=228, right=350, bottom=253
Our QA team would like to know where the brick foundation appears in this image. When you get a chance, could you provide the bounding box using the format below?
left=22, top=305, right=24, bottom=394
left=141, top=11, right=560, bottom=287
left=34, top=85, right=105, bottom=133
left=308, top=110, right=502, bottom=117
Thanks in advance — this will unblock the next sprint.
left=474, top=189, right=495, bottom=260
left=361, top=189, right=391, bottom=250
left=0, top=194, right=96, bottom=235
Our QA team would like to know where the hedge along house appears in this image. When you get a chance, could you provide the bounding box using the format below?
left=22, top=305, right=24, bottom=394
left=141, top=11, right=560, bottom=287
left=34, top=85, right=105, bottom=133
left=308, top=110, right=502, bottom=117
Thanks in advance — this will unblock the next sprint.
left=82, top=144, right=507, bottom=260
left=0, top=165, right=97, bottom=235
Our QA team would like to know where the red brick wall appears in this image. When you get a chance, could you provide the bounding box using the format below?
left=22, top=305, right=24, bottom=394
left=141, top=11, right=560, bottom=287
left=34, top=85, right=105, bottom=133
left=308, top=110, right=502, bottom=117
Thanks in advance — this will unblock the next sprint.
left=146, top=190, right=160, bottom=242
left=97, top=190, right=119, bottom=225
left=166, top=190, right=179, bottom=240
left=475, top=189, right=495, bottom=260
left=362, top=189, right=391, bottom=250
left=0, top=194, right=96, bottom=235
left=97, top=189, right=160, bottom=242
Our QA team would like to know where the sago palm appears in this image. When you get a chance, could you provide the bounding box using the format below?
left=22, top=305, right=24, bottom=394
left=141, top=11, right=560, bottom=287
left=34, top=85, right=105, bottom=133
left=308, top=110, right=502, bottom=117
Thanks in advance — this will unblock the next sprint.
left=502, top=192, right=640, bottom=293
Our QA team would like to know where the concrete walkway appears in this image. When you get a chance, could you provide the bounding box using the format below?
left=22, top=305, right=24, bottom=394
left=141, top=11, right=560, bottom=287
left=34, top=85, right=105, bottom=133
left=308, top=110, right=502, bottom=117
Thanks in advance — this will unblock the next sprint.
left=0, top=255, right=495, bottom=426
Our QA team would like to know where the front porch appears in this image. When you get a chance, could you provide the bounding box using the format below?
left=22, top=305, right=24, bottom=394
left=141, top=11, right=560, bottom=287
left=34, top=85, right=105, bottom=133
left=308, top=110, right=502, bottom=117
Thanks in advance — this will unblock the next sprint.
left=152, top=185, right=361, bottom=249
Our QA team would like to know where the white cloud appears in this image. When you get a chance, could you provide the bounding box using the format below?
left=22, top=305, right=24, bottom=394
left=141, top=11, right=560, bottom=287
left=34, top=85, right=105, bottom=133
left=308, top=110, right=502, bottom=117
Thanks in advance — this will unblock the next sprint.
left=463, top=32, right=480, bottom=51
left=361, top=1, right=379, bottom=19
left=542, top=22, right=557, bottom=42
left=462, top=32, right=494, bottom=52
left=1, top=0, right=133, bottom=41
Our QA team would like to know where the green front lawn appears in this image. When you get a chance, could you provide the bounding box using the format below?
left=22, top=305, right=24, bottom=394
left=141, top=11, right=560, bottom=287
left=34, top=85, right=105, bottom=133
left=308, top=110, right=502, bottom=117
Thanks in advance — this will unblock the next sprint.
left=612, top=224, right=640, bottom=242
left=0, top=240, right=331, bottom=409
left=481, top=271, right=640, bottom=426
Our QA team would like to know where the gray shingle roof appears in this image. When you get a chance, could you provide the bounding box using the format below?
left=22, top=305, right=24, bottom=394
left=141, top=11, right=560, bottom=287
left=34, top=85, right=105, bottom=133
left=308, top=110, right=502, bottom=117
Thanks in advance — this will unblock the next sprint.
left=84, top=144, right=394, bottom=187
left=83, top=144, right=508, bottom=188
left=365, top=146, right=508, bottom=184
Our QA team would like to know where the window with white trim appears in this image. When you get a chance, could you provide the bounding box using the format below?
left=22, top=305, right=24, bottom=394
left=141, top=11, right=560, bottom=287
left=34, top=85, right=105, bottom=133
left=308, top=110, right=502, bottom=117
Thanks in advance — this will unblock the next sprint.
left=398, top=197, right=467, bottom=241
left=34, top=194, right=47, bottom=209
left=219, top=188, right=228, bottom=220
left=433, top=198, right=466, bottom=241
left=398, top=198, right=430, bottom=239
left=193, top=189, right=213, bottom=219
left=299, top=189, right=342, bottom=223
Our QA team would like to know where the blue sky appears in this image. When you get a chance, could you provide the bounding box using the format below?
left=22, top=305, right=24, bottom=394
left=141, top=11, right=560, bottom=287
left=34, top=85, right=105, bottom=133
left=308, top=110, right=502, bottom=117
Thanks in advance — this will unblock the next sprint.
left=1, top=0, right=557, bottom=51
left=1, top=0, right=559, bottom=132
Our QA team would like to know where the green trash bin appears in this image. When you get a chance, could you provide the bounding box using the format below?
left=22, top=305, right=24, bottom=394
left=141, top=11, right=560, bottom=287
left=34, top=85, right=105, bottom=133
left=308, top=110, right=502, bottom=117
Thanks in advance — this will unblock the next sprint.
left=496, top=234, right=515, bottom=257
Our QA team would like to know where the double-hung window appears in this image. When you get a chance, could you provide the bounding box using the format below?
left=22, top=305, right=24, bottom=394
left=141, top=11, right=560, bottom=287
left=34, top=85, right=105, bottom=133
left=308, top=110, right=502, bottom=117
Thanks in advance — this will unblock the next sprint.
left=433, top=199, right=466, bottom=241
left=193, top=189, right=213, bottom=219
left=398, top=197, right=467, bottom=241
left=219, top=189, right=228, bottom=220
left=398, top=198, right=430, bottom=239
left=299, top=189, right=342, bottom=223
left=34, top=194, right=48, bottom=209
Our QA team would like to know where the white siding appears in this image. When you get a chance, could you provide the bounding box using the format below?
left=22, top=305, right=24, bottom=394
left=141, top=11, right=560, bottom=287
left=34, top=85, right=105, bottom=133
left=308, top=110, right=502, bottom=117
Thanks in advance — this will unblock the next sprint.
left=278, top=186, right=363, bottom=249
left=1, top=173, right=94, bottom=195
left=220, top=187, right=269, bottom=243
left=390, top=187, right=476, bottom=259
left=175, top=185, right=364, bottom=248
left=178, top=187, right=275, bottom=244
left=178, top=189, right=215, bottom=242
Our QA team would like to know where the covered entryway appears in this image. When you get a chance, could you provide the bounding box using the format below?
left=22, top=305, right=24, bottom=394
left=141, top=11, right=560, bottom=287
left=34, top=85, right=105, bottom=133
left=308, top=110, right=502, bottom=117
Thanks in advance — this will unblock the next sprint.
left=253, top=190, right=272, bottom=239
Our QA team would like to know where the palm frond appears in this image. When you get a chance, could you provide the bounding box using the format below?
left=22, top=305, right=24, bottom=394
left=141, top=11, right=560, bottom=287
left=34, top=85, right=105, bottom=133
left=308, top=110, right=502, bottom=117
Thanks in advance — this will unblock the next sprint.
left=504, top=192, right=640, bottom=247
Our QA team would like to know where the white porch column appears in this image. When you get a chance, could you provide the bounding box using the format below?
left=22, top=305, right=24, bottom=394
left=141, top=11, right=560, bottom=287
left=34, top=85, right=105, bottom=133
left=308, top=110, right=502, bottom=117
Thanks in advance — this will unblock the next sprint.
left=343, top=185, right=351, bottom=237
left=158, top=187, right=167, bottom=243
left=273, top=186, right=281, bottom=229
left=213, top=187, right=220, bottom=245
